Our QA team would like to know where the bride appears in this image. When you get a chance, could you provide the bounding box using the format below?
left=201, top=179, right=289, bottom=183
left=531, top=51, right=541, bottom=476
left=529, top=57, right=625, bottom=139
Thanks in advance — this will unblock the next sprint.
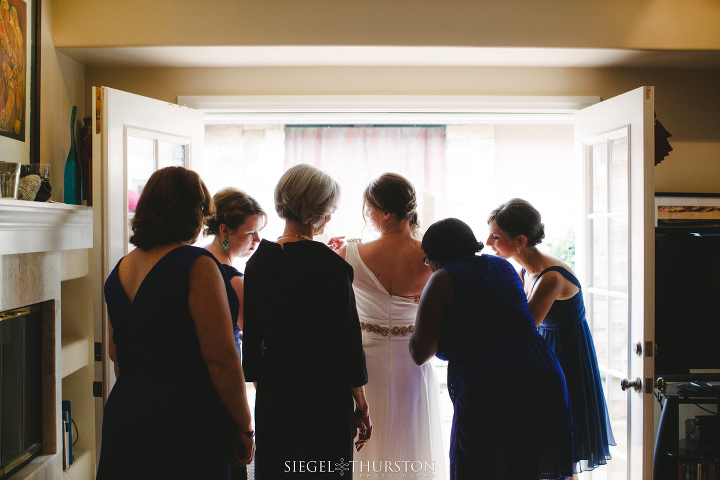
left=338, top=173, right=446, bottom=480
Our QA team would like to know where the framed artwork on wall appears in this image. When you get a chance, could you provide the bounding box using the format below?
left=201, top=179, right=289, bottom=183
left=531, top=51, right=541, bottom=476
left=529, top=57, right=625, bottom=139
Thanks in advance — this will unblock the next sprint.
left=0, top=0, right=40, bottom=164
left=655, top=193, right=720, bottom=227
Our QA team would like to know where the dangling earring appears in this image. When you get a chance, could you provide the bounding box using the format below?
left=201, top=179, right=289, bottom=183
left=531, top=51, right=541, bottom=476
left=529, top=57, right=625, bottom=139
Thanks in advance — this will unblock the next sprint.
left=222, top=236, right=230, bottom=251
left=517, top=248, right=521, bottom=254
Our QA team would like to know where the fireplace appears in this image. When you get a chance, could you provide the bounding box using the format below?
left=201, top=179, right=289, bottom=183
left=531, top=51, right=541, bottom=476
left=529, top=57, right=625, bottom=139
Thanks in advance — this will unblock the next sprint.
left=0, top=304, right=43, bottom=478
left=0, top=198, right=93, bottom=480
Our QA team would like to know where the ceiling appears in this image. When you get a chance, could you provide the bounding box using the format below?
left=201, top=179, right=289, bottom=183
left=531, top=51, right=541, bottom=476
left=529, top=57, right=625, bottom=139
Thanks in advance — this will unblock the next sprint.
left=59, top=46, right=720, bottom=69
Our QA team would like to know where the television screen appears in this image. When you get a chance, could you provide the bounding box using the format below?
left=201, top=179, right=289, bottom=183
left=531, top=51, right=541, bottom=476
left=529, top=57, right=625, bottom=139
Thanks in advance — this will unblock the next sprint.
left=654, top=228, right=720, bottom=379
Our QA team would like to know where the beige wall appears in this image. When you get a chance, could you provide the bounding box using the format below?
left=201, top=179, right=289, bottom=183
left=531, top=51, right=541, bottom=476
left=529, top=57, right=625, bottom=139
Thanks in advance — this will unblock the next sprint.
left=85, top=65, right=720, bottom=193
left=41, top=0, right=85, bottom=202
left=54, top=0, right=720, bottom=50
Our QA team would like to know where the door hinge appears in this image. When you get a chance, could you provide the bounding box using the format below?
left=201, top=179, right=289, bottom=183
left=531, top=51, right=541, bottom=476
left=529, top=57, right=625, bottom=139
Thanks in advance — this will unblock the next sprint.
left=93, top=381, right=103, bottom=398
left=95, top=89, right=102, bottom=134
left=644, top=341, right=654, bottom=357
left=94, top=342, right=102, bottom=361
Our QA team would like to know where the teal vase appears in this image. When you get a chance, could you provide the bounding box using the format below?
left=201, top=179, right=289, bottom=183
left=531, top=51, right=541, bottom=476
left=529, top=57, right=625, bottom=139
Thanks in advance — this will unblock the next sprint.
left=64, top=106, right=83, bottom=205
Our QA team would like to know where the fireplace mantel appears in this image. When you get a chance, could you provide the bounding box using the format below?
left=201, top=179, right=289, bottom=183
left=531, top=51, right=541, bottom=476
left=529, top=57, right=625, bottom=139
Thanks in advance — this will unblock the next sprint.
left=0, top=199, right=93, bottom=256
left=0, top=199, right=93, bottom=480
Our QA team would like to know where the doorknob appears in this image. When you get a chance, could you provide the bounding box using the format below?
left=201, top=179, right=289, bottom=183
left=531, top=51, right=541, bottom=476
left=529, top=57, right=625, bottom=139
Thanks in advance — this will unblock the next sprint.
left=621, top=377, right=642, bottom=392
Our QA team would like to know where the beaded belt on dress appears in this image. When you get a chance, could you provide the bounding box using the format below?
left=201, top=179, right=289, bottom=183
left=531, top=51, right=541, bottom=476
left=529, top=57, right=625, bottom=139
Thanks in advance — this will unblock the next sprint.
left=360, top=321, right=414, bottom=336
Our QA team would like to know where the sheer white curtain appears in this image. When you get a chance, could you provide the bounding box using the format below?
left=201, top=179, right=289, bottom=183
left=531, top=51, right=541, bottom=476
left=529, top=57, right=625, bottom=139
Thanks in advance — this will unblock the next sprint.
left=284, top=125, right=447, bottom=240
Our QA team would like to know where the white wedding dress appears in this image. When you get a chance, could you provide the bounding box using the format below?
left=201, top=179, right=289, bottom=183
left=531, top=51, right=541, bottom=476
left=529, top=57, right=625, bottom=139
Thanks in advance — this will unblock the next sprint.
left=346, top=242, right=446, bottom=480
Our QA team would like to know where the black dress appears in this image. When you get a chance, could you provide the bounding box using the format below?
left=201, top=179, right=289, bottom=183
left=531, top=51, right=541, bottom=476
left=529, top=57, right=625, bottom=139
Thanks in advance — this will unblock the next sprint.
left=97, top=246, right=239, bottom=480
left=220, top=264, right=248, bottom=480
left=243, top=239, right=368, bottom=479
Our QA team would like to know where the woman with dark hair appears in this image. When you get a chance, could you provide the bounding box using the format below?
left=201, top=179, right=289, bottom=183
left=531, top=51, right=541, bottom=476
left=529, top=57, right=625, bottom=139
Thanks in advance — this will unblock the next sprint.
left=337, top=172, right=446, bottom=479
left=243, top=164, right=371, bottom=479
left=410, top=218, right=573, bottom=480
left=204, top=187, right=267, bottom=349
left=487, top=198, right=615, bottom=477
left=97, top=167, right=254, bottom=480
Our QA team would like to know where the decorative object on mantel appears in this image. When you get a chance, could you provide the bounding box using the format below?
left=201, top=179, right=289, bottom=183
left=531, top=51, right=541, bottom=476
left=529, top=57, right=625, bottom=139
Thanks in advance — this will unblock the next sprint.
left=17, top=174, right=41, bottom=200
left=63, top=106, right=83, bottom=205
left=19, top=163, right=51, bottom=201
left=654, top=112, right=673, bottom=166
left=0, top=161, right=21, bottom=198
left=79, top=116, right=93, bottom=206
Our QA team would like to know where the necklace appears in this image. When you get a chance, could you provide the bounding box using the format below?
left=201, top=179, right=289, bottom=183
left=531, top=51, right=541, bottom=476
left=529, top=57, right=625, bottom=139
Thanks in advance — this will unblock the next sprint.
left=277, top=234, right=313, bottom=242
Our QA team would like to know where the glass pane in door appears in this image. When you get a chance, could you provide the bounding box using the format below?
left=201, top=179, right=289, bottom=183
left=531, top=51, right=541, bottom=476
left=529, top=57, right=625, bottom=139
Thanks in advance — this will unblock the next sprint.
left=609, top=137, right=628, bottom=213
left=591, top=143, right=608, bottom=213
left=158, top=141, right=186, bottom=168
left=592, top=218, right=608, bottom=289
left=126, top=136, right=156, bottom=252
left=610, top=217, right=628, bottom=293
left=610, top=297, right=629, bottom=373
left=608, top=376, right=628, bottom=479
left=591, top=294, right=609, bottom=363
left=584, top=129, right=629, bottom=479
left=127, top=136, right=155, bottom=200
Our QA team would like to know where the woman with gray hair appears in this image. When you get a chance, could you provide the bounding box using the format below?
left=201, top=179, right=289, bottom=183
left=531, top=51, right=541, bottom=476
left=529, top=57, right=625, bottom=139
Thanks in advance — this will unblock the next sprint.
left=243, top=164, right=372, bottom=479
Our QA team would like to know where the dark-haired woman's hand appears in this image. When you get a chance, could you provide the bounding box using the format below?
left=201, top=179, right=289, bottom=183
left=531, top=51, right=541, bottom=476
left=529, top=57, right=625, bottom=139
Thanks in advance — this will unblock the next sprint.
left=232, top=429, right=255, bottom=466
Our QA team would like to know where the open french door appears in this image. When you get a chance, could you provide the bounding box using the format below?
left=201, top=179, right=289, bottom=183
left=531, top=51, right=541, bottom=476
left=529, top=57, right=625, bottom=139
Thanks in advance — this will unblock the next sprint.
left=91, top=86, right=205, bottom=459
left=575, top=86, right=655, bottom=479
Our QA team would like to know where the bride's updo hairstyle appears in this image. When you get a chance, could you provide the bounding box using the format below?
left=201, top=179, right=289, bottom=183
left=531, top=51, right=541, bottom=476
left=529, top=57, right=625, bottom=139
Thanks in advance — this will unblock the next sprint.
left=488, top=198, right=545, bottom=247
left=274, top=164, right=340, bottom=228
left=363, top=173, right=420, bottom=236
left=421, top=218, right=483, bottom=265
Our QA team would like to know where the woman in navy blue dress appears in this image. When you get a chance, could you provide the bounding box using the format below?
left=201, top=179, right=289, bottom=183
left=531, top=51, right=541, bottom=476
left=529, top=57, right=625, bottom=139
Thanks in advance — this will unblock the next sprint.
left=97, top=167, right=254, bottom=479
left=410, top=218, right=573, bottom=480
left=204, top=187, right=267, bottom=352
left=487, top=198, right=615, bottom=476
left=204, top=187, right=267, bottom=479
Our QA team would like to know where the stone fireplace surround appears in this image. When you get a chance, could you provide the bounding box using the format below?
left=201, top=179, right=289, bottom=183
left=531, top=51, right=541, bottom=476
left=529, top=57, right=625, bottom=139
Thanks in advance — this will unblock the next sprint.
left=0, top=199, right=92, bottom=480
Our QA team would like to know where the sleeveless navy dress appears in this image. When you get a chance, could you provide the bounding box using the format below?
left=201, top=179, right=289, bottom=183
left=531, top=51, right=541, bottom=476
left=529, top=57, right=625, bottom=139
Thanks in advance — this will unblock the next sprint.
left=528, top=266, right=616, bottom=473
left=220, top=263, right=249, bottom=480
left=437, top=255, right=573, bottom=480
left=221, top=264, right=244, bottom=353
left=97, top=246, right=239, bottom=480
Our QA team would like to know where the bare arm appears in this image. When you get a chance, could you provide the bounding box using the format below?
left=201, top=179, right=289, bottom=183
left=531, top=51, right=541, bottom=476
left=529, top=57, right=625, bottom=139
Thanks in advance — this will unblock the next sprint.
left=410, top=269, right=452, bottom=365
left=189, top=255, right=254, bottom=464
left=526, top=272, right=564, bottom=327
left=107, top=322, right=120, bottom=378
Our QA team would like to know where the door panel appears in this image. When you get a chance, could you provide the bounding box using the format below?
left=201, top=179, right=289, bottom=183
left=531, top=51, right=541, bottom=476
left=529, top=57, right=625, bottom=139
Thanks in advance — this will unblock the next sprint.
left=575, top=87, right=655, bottom=479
